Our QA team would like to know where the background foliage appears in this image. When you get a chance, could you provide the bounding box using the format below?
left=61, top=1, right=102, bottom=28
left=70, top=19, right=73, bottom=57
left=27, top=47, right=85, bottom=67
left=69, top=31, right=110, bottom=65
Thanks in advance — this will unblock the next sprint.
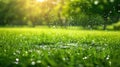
left=0, top=0, right=120, bottom=29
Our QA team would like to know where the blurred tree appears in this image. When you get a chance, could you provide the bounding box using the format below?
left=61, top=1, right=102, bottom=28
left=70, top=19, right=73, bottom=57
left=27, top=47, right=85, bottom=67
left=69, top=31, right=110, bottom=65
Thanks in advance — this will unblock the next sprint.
left=68, top=0, right=120, bottom=29
left=0, top=0, right=119, bottom=29
left=39, top=0, right=57, bottom=27
left=0, top=0, right=42, bottom=26
left=82, top=0, right=120, bottom=29
left=0, top=0, right=8, bottom=25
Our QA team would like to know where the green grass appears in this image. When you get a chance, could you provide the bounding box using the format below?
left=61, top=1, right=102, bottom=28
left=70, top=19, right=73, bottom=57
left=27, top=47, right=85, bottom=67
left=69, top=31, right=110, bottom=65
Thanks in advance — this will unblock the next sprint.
left=0, top=28, right=120, bottom=67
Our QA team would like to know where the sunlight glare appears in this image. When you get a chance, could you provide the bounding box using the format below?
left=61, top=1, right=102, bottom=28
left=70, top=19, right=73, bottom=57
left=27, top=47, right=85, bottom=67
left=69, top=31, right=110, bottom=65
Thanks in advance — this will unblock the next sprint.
left=36, top=0, right=44, bottom=2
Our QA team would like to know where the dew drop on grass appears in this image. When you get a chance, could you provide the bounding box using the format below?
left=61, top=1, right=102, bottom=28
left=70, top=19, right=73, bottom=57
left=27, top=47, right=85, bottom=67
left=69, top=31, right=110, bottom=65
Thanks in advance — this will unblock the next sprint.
left=25, top=51, right=28, bottom=54
left=16, top=50, right=20, bottom=54
left=106, top=55, right=110, bottom=60
left=31, top=61, right=36, bottom=65
left=13, top=58, right=19, bottom=64
left=109, top=61, right=111, bottom=66
left=13, top=52, right=16, bottom=55
left=109, top=11, right=112, bottom=13
left=4, top=49, right=6, bottom=52
left=36, top=50, right=40, bottom=53
left=48, top=65, right=51, bottom=67
left=104, top=44, right=108, bottom=46
left=110, top=0, right=114, bottom=3
left=83, top=56, right=88, bottom=60
left=78, top=64, right=84, bottom=67
left=77, top=53, right=80, bottom=55
left=92, top=40, right=95, bottom=45
left=28, top=50, right=33, bottom=53
left=118, top=10, right=120, bottom=13
left=62, top=58, right=66, bottom=61
left=48, top=52, right=51, bottom=55
left=30, top=58, right=34, bottom=61
left=14, top=61, right=19, bottom=64
left=102, top=48, right=105, bottom=50
left=16, top=58, right=19, bottom=62
left=36, top=60, right=41, bottom=63
left=94, top=1, right=99, bottom=5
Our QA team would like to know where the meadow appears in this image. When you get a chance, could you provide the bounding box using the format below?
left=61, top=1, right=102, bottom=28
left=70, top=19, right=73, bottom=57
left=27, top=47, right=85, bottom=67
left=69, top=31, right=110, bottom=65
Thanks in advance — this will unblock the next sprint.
left=0, top=28, right=120, bottom=67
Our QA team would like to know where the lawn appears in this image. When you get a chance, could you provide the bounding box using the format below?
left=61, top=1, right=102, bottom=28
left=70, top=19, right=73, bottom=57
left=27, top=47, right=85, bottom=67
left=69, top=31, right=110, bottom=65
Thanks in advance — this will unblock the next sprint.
left=0, top=28, right=120, bottom=67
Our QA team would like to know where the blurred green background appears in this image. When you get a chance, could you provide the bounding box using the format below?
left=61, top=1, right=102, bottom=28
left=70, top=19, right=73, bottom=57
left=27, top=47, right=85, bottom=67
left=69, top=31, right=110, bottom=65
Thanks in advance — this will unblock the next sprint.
left=0, top=0, right=120, bottom=30
left=0, top=0, right=120, bottom=67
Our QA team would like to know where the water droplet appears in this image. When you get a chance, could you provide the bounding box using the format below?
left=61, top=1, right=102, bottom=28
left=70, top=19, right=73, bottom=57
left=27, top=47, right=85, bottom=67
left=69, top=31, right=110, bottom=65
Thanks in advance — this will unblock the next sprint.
left=77, top=53, right=80, bottom=55
left=106, top=57, right=109, bottom=60
left=28, top=50, right=33, bottom=53
left=78, top=64, right=84, bottom=67
left=109, top=61, right=111, bottom=65
left=62, top=58, right=66, bottom=61
left=106, top=55, right=110, bottom=60
left=36, top=50, right=40, bottom=53
left=25, top=51, right=28, bottom=54
left=14, top=62, right=19, bottom=64
left=118, top=10, right=120, bottom=13
left=37, top=60, right=41, bottom=63
left=13, top=53, right=16, bottom=55
left=16, top=50, right=20, bottom=54
left=110, top=0, right=114, bottom=3
left=94, top=1, right=99, bottom=5
left=102, top=48, right=105, bottom=50
left=91, top=40, right=95, bottom=45
left=104, top=44, right=107, bottom=46
left=4, top=50, right=6, bottom=52
left=16, top=58, right=19, bottom=62
left=109, top=11, right=112, bottom=13
left=83, top=56, right=88, bottom=60
left=31, top=61, right=36, bottom=65
left=48, top=66, right=51, bottom=67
